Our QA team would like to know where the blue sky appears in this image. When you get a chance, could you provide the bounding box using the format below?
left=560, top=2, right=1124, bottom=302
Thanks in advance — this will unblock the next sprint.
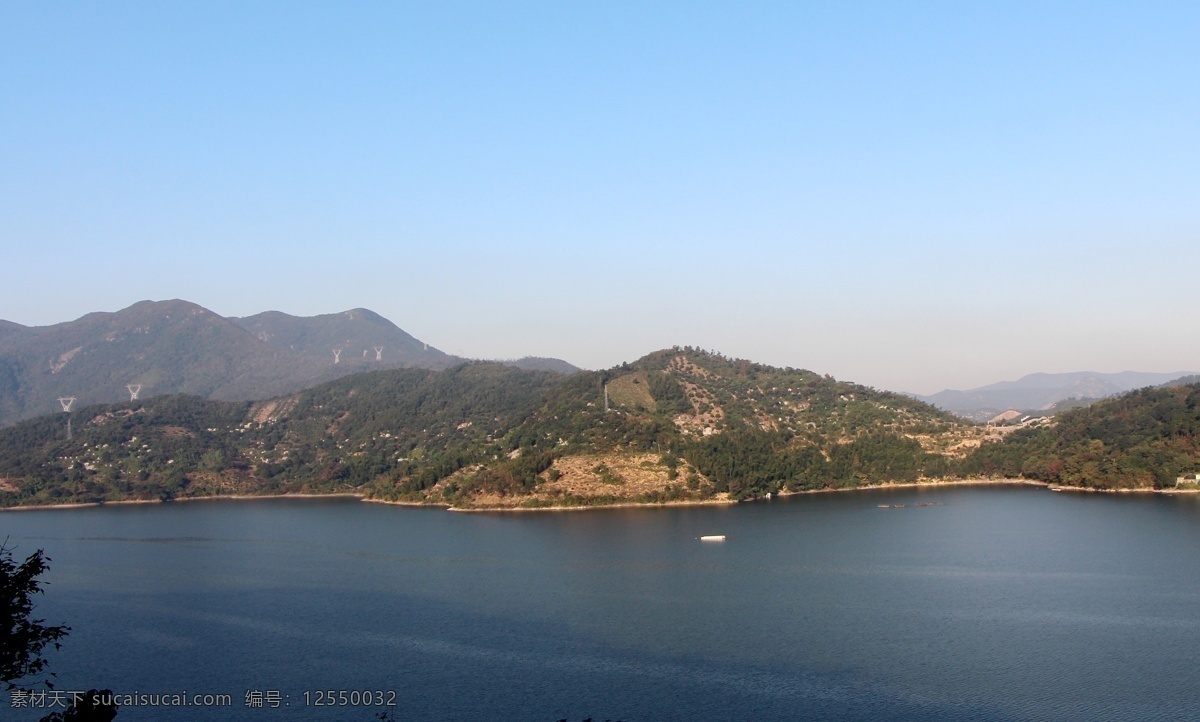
left=2, top=2, right=1198, bottom=394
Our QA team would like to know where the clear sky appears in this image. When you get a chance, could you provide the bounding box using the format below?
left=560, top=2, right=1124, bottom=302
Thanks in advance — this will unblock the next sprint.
left=2, top=2, right=1198, bottom=394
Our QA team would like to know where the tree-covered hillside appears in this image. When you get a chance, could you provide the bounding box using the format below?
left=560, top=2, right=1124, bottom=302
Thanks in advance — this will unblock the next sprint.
left=963, top=383, right=1200, bottom=489
left=23, top=352, right=1198, bottom=508
left=0, top=300, right=578, bottom=428
left=0, top=364, right=564, bottom=506
left=579, top=349, right=969, bottom=500
left=0, top=349, right=987, bottom=509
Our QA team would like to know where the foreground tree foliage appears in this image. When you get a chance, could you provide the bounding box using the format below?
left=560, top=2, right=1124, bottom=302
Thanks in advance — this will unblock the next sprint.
left=1, top=544, right=119, bottom=720
left=1, top=545, right=69, bottom=691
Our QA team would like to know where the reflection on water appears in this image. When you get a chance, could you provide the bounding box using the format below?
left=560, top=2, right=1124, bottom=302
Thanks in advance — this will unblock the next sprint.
left=5, top=486, right=1200, bottom=721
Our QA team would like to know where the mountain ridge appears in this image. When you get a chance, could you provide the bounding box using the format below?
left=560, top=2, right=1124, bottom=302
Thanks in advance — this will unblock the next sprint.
left=0, top=300, right=578, bottom=426
left=2, top=347, right=1196, bottom=510
left=0, top=347, right=977, bottom=509
left=914, top=370, right=1199, bottom=421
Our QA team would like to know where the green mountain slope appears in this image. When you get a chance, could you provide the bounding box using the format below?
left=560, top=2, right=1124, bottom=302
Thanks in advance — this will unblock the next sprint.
left=229, top=308, right=458, bottom=371
left=963, top=383, right=1200, bottom=489
left=0, top=363, right=565, bottom=506
left=7, top=357, right=1195, bottom=509
left=0, top=300, right=311, bottom=424
left=0, top=301, right=579, bottom=427
left=0, top=348, right=978, bottom=509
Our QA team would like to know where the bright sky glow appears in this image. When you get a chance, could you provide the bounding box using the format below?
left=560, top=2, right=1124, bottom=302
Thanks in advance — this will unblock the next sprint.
left=2, top=2, right=1198, bottom=394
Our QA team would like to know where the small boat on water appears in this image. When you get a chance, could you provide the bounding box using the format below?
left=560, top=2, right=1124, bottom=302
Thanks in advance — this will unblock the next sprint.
left=700, top=535, right=726, bottom=542
left=894, top=504, right=906, bottom=508
left=878, top=505, right=891, bottom=508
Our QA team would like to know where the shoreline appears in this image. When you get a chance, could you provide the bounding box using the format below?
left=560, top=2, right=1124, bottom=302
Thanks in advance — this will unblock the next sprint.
left=1046, top=485, right=1200, bottom=495
left=3, top=478, right=1197, bottom=513
left=361, top=497, right=448, bottom=508
left=776, top=478, right=1047, bottom=497
left=446, top=498, right=738, bottom=513
left=0, top=492, right=366, bottom=512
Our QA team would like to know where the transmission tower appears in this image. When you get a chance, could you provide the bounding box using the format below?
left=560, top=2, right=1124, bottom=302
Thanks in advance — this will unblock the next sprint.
left=332, top=348, right=342, bottom=364
left=58, top=397, right=76, bottom=440
left=604, top=384, right=610, bottom=412
left=374, top=347, right=383, bottom=361
left=127, top=384, right=142, bottom=401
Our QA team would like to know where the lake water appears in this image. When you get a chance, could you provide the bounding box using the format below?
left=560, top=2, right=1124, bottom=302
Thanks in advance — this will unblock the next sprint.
left=5, top=485, right=1200, bottom=721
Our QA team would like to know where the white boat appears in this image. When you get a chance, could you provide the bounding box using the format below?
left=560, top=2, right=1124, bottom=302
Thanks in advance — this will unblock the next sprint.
left=700, top=535, right=726, bottom=542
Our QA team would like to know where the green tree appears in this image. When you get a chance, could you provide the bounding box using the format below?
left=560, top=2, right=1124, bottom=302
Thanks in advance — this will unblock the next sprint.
left=1, top=543, right=70, bottom=690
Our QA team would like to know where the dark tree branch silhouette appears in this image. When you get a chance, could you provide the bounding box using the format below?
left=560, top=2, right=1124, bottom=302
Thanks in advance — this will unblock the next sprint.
left=1, top=542, right=70, bottom=691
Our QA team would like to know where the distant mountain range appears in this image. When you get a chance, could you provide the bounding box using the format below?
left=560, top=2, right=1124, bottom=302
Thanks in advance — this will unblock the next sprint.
left=0, top=300, right=578, bottom=426
left=5, top=299, right=1191, bottom=433
left=229, top=307, right=457, bottom=369
left=913, top=371, right=1199, bottom=421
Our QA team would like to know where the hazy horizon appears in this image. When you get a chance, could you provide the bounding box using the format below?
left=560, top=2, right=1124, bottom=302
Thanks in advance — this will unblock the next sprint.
left=4, top=298, right=1197, bottom=397
left=4, top=3, right=1197, bottom=395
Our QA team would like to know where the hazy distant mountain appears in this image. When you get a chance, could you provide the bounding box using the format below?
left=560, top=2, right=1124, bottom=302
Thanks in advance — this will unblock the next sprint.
left=1164, top=375, right=1200, bottom=388
left=496, top=356, right=581, bottom=374
left=0, top=300, right=311, bottom=423
left=230, top=310, right=580, bottom=375
left=915, top=371, right=1199, bottom=421
left=0, top=319, right=26, bottom=342
left=0, top=300, right=579, bottom=426
left=230, top=308, right=458, bottom=371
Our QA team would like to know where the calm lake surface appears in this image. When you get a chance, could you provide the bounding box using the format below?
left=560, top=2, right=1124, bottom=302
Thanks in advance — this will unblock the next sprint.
left=5, top=485, right=1200, bottom=721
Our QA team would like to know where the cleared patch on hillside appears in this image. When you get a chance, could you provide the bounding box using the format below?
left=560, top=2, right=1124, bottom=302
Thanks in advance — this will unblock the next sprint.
left=542, top=453, right=714, bottom=497
left=908, top=427, right=995, bottom=457
left=662, top=355, right=726, bottom=435
left=606, top=372, right=656, bottom=412
left=179, top=469, right=262, bottom=496
left=250, top=396, right=298, bottom=425
left=460, top=452, right=723, bottom=508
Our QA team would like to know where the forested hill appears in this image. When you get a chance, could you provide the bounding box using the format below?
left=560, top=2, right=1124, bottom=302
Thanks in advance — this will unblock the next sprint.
left=0, top=364, right=565, bottom=506
left=5, top=353, right=1197, bottom=509
left=963, top=383, right=1200, bottom=489
left=0, top=300, right=578, bottom=427
left=0, top=348, right=987, bottom=509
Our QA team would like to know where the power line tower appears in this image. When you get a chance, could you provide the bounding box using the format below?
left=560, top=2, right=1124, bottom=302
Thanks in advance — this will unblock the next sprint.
left=126, top=384, right=142, bottom=401
left=374, top=347, right=383, bottom=361
left=604, top=384, right=610, bottom=412
left=58, top=397, right=76, bottom=440
left=332, top=348, right=342, bottom=364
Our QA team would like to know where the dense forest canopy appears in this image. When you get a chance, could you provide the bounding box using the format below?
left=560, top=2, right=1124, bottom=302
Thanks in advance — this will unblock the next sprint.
left=962, top=384, right=1200, bottom=489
